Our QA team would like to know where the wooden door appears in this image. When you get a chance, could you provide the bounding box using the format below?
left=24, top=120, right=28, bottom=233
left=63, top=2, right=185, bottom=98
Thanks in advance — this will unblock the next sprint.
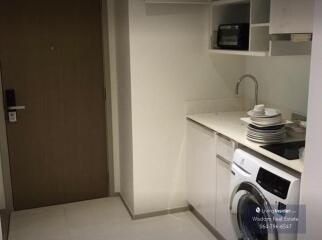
left=0, top=0, right=109, bottom=210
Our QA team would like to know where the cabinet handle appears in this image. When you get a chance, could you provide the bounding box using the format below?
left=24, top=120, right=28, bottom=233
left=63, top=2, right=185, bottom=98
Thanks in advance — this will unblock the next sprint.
left=216, top=154, right=232, bottom=166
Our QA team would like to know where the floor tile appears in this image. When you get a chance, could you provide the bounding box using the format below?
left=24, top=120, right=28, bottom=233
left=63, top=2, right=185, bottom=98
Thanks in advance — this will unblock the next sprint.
left=9, top=197, right=217, bottom=240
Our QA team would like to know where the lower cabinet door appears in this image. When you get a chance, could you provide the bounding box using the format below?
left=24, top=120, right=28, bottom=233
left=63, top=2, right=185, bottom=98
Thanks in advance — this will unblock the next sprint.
left=215, top=156, right=237, bottom=240
left=186, top=121, right=216, bottom=227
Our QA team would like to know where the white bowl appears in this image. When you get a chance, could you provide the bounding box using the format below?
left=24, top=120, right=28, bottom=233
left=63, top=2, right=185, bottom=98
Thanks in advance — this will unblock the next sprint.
left=253, top=104, right=265, bottom=114
left=248, top=108, right=281, bottom=118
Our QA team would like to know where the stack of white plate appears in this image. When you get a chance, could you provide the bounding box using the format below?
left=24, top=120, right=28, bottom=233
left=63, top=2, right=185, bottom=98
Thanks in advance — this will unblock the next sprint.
left=247, top=107, right=282, bottom=126
left=247, top=124, right=286, bottom=143
left=246, top=105, right=286, bottom=143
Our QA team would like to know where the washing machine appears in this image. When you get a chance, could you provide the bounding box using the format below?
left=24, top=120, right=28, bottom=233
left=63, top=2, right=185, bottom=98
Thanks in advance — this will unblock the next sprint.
left=229, top=149, right=301, bottom=240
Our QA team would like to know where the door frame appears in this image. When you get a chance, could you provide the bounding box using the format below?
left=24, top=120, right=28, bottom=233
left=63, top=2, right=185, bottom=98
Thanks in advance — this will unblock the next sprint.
left=101, top=0, right=117, bottom=196
left=0, top=0, right=116, bottom=211
left=0, top=65, right=14, bottom=211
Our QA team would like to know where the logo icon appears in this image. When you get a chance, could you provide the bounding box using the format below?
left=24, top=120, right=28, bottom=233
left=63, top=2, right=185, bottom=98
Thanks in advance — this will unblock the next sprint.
left=256, top=207, right=261, bottom=213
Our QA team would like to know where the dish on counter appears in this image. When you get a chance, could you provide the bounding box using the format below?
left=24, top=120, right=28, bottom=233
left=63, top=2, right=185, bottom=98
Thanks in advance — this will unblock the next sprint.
left=247, top=108, right=281, bottom=118
left=241, top=117, right=292, bottom=127
left=245, top=121, right=287, bottom=144
left=248, top=124, right=285, bottom=132
left=248, top=107, right=282, bottom=125
left=250, top=114, right=282, bottom=125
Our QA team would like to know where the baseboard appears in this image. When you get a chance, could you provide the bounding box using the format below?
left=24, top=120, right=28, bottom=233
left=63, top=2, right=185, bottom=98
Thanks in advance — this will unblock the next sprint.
left=189, top=204, right=225, bottom=240
left=109, top=192, right=121, bottom=197
left=115, top=194, right=226, bottom=240
left=0, top=209, right=10, bottom=240
left=132, top=206, right=189, bottom=220
left=118, top=193, right=188, bottom=220
left=118, top=193, right=135, bottom=218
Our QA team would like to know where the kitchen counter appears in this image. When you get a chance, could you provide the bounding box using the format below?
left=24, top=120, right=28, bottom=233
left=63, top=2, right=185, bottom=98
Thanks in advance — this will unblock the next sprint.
left=187, top=111, right=304, bottom=173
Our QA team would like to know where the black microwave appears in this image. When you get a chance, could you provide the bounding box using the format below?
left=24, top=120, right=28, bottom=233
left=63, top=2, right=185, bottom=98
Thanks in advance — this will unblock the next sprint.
left=217, top=23, right=249, bottom=50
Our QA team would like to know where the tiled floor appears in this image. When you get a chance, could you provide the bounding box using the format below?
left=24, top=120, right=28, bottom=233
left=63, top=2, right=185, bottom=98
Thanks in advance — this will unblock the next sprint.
left=9, top=197, right=217, bottom=240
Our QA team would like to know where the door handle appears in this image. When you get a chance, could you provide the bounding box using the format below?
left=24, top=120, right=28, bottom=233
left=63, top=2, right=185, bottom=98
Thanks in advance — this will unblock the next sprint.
left=7, top=106, right=26, bottom=111
left=4, top=89, right=26, bottom=123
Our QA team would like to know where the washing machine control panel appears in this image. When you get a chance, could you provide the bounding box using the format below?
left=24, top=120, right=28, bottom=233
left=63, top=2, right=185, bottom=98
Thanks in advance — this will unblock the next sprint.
left=256, top=167, right=291, bottom=199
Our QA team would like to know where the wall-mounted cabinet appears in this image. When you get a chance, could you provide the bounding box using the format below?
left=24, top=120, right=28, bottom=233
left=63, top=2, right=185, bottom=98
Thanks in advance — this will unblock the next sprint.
left=270, top=0, right=314, bottom=34
left=144, top=0, right=314, bottom=56
left=209, top=0, right=270, bottom=56
left=209, top=0, right=313, bottom=56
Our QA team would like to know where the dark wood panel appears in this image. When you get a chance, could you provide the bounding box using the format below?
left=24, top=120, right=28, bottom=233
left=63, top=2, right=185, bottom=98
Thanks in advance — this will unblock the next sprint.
left=0, top=0, right=109, bottom=210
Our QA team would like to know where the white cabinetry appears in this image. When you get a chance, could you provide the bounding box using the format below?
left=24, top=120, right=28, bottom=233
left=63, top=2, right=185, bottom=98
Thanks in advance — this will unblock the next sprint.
left=215, top=134, right=236, bottom=240
left=145, top=0, right=314, bottom=56
left=210, top=0, right=313, bottom=56
left=209, top=0, right=270, bottom=56
left=186, top=121, right=239, bottom=238
left=186, top=121, right=217, bottom=227
left=270, top=0, right=314, bottom=34
left=186, top=121, right=237, bottom=237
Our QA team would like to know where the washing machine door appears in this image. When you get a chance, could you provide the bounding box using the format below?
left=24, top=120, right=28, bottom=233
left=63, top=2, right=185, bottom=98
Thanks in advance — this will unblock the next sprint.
left=230, top=182, right=278, bottom=240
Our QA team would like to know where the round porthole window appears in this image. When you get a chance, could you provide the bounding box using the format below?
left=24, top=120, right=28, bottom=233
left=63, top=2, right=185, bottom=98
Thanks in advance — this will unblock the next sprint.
left=230, top=183, right=278, bottom=240
left=237, top=193, right=268, bottom=240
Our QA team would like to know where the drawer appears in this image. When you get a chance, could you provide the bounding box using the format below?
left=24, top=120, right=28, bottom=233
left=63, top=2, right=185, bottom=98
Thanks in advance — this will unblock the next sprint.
left=216, top=134, right=236, bottom=162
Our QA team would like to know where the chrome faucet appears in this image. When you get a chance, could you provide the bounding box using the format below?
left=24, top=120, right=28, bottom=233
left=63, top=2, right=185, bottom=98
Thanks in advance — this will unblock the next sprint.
left=235, top=74, right=259, bottom=108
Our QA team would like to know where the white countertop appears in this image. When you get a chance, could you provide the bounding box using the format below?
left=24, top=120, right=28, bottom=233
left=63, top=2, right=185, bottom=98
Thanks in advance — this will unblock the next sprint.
left=187, top=111, right=304, bottom=173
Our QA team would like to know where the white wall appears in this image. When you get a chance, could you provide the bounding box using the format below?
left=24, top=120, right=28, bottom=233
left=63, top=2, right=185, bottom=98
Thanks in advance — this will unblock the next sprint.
left=299, top=0, right=322, bottom=238
left=110, top=0, right=313, bottom=216
left=244, top=56, right=311, bottom=116
left=113, top=0, right=134, bottom=212
left=128, top=1, right=244, bottom=215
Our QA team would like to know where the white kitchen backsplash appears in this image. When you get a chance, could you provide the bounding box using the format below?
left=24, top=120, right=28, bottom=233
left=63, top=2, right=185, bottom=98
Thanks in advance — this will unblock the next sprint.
left=244, top=56, right=310, bottom=117
left=185, top=98, right=245, bottom=115
left=185, top=97, right=305, bottom=121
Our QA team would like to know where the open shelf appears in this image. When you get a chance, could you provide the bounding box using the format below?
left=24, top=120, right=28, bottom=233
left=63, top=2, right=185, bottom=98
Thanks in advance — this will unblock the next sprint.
left=250, top=0, right=270, bottom=24
left=210, top=1, right=250, bottom=36
left=209, top=49, right=268, bottom=56
left=211, top=0, right=249, bottom=6
left=145, top=0, right=211, bottom=4
left=250, top=26, right=270, bottom=52
left=209, top=0, right=275, bottom=56
left=251, top=23, right=270, bottom=27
